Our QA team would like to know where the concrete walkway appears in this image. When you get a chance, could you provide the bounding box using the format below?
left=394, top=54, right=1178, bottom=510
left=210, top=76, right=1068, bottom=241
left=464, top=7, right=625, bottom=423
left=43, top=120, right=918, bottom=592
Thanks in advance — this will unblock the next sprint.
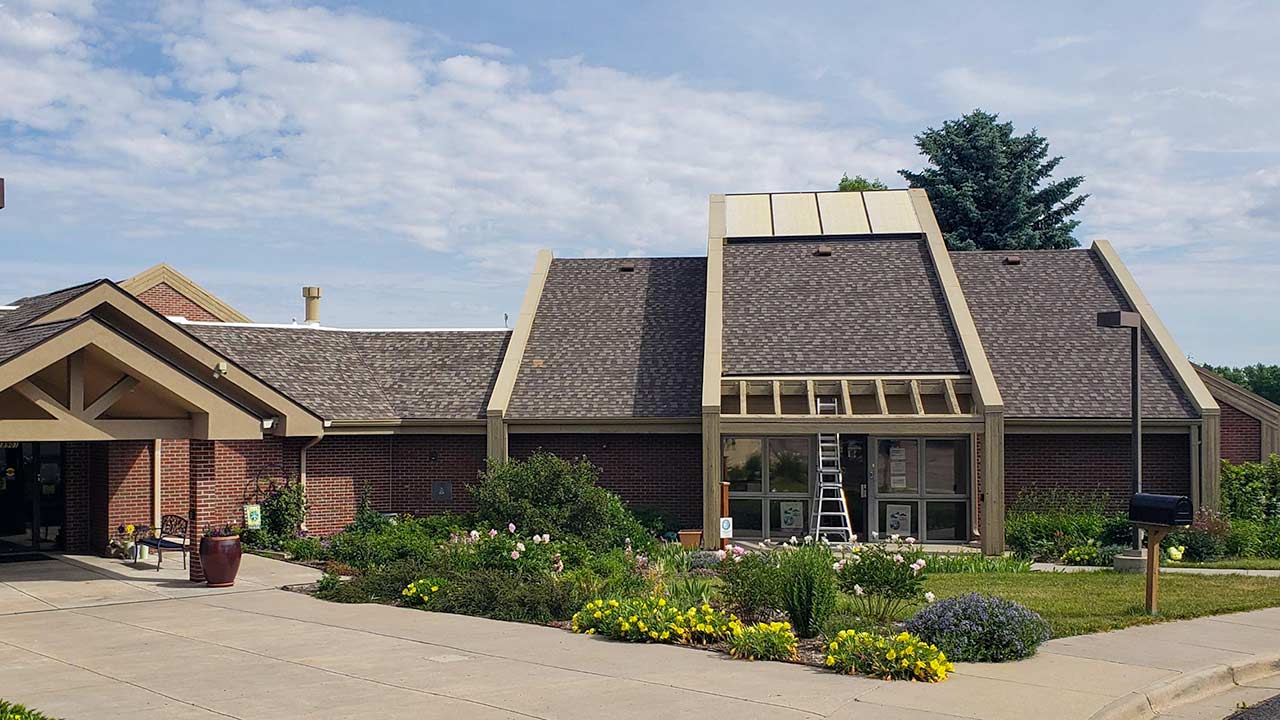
left=0, top=554, right=1277, bottom=719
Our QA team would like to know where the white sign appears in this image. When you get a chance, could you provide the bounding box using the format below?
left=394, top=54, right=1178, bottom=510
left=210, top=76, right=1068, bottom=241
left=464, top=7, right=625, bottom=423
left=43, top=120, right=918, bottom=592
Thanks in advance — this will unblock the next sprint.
left=779, top=501, right=804, bottom=530
left=886, top=503, right=913, bottom=535
left=719, top=517, right=734, bottom=539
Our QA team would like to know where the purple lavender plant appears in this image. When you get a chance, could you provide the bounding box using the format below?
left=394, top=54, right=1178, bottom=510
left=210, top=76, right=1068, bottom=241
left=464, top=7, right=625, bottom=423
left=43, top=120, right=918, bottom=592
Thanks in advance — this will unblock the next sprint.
left=904, top=593, right=1050, bottom=662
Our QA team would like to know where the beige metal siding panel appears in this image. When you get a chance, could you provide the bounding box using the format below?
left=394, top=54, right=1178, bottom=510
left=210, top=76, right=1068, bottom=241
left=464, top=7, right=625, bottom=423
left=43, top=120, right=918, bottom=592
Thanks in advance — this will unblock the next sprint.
left=864, top=190, right=922, bottom=234
left=816, top=192, right=872, bottom=235
left=724, top=194, right=774, bottom=238
left=770, top=193, right=821, bottom=236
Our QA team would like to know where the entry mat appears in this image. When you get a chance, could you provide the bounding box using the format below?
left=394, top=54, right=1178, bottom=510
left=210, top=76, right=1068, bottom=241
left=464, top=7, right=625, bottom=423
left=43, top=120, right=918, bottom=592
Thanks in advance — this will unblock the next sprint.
left=0, top=553, right=51, bottom=564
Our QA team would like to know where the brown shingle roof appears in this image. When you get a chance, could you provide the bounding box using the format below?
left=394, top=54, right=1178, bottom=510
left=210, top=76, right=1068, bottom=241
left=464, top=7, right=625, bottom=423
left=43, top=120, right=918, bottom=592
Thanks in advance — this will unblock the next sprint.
left=186, top=325, right=509, bottom=421
left=506, top=257, right=706, bottom=419
left=0, top=281, right=104, bottom=363
left=720, top=239, right=967, bottom=375
left=951, top=250, right=1196, bottom=419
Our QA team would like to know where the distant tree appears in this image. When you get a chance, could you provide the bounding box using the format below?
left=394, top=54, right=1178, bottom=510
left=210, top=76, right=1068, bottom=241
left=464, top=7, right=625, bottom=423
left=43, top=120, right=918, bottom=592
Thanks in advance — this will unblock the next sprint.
left=1203, top=364, right=1280, bottom=406
left=837, top=173, right=889, bottom=192
left=900, top=109, right=1088, bottom=251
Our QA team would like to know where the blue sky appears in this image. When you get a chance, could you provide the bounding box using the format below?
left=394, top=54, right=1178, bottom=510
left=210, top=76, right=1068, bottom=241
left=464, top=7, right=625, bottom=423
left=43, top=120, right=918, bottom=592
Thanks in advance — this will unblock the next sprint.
left=2, top=0, right=1278, bottom=364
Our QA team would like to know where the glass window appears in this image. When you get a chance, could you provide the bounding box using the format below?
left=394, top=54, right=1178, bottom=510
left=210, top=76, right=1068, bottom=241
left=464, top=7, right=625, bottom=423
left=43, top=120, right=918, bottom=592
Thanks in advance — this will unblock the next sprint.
left=925, top=439, right=968, bottom=495
left=767, top=438, right=810, bottom=494
left=723, top=438, right=762, bottom=493
left=769, top=499, right=808, bottom=537
left=728, top=499, right=763, bottom=534
left=876, top=439, right=918, bottom=495
left=878, top=501, right=918, bottom=538
left=926, top=502, right=967, bottom=541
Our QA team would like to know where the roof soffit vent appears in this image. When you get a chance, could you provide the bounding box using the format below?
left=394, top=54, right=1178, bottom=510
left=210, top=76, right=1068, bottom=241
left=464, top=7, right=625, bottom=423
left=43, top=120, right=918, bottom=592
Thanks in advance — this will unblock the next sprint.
left=813, top=245, right=833, bottom=257
left=618, top=261, right=636, bottom=272
left=1003, top=255, right=1023, bottom=266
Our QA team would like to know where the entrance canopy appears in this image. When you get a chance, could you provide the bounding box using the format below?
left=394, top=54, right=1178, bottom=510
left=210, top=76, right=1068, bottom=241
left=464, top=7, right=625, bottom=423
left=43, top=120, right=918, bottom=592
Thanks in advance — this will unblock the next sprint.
left=0, top=280, right=321, bottom=442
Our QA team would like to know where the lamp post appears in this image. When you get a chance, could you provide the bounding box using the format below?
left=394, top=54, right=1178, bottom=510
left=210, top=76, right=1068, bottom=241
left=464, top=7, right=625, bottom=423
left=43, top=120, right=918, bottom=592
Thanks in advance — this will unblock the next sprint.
left=1098, top=310, right=1143, bottom=548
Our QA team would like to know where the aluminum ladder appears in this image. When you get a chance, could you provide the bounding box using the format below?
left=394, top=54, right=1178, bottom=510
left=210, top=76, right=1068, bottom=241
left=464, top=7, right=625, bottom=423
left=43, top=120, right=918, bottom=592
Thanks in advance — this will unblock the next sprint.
left=811, top=397, right=855, bottom=543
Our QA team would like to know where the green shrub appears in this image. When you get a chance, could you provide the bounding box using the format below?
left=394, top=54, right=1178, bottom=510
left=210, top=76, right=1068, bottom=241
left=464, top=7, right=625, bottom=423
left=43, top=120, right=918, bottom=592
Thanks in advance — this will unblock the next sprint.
left=824, top=630, right=954, bottom=682
left=241, top=476, right=308, bottom=549
left=662, top=574, right=717, bottom=610
left=471, top=453, right=649, bottom=551
left=432, top=568, right=579, bottom=623
left=315, top=572, right=342, bottom=594
left=632, top=507, right=679, bottom=537
left=280, top=536, right=327, bottom=562
left=1226, top=519, right=1264, bottom=558
left=1004, top=488, right=1121, bottom=561
left=317, top=559, right=433, bottom=603
left=728, top=621, right=798, bottom=661
left=835, top=541, right=927, bottom=623
left=0, top=700, right=61, bottom=720
left=1060, top=543, right=1103, bottom=566
left=571, top=596, right=740, bottom=644
left=1260, top=520, right=1280, bottom=559
left=718, top=549, right=781, bottom=622
left=1221, top=455, right=1280, bottom=522
left=1168, top=509, right=1232, bottom=562
left=326, top=518, right=439, bottom=568
left=904, top=593, right=1050, bottom=662
left=776, top=540, right=838, bottom=638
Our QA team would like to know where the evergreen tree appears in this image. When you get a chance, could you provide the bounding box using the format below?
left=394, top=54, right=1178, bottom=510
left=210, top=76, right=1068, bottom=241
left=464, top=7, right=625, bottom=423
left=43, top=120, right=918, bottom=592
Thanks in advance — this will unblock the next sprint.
left=900, top=109, right=1088, bottom=251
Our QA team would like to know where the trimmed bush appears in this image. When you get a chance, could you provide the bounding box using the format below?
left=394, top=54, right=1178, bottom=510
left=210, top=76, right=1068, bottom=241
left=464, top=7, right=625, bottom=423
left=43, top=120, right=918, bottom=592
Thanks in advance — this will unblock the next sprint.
left=728, top=621, right=798, bottom=661
left=1221, top=455, right=1280, bottom=523
left=824, top=630, right=953, bottom=682
left=776, top=540, right=838, bottom=638
left=904, top=593, right=1051, bottom=662
left=471, top=453, right=649, bottom=551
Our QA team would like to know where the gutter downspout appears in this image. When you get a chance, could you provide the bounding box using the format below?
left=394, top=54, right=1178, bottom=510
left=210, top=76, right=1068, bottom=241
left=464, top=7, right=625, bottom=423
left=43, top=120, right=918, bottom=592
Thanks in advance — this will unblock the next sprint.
left=152, top=439, right=162, bottom=529
left=299, top=436, right=322, bottom=532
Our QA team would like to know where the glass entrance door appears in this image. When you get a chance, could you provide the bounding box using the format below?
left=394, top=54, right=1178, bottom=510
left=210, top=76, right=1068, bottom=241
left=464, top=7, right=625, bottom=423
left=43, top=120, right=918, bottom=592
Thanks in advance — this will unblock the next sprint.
left=0, top=443, right=64, bottom=552
left=723, top=437, right=814, bottom=539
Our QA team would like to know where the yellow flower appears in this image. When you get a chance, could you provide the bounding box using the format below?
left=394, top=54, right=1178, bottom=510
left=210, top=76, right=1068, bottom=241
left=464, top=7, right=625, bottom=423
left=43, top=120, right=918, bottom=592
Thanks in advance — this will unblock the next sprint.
left=658, top=598, right=666, bottom=606
left=430, top=586, right=438, bottom=592
left=125, top=524, right=135, bottom=534
left=825, top=656, right=836, bottom=666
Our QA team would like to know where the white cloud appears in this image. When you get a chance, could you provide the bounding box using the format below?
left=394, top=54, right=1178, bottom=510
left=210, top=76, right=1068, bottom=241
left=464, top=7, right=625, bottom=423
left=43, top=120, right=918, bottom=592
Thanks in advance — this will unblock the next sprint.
left=937, top=67, right=1095, bottom=114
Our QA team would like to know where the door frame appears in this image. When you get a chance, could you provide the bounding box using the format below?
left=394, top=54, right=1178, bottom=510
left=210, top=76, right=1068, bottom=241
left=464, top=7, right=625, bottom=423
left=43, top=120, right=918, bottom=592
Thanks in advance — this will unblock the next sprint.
left=867, top=436, right=970, bottom=543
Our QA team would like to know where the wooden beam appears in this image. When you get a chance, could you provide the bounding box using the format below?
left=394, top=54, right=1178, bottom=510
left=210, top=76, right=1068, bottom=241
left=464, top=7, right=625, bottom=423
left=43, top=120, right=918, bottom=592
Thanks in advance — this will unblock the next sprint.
left=840, top=380, right=852, bottom=417
left=13, top=380, right=74, bottom=421
left=944, top=378, right=961, bottom=415
left=772, top=380, right=782, bottom=417
left=68, top=350, right=85, bottom=415
left=874, top=379, right=888, bottom=415
left=909, top=379, right=925, bottom=415
left=738, top=380, right=747, bottom=416
left=84, top=376, right=140, bottom=419
left=806, top=380, right=817, bottom=415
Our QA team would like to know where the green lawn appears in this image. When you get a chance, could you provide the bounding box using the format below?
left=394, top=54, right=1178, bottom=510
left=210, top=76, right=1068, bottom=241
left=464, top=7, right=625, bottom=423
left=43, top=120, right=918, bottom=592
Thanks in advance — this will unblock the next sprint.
left=1166, top=558, right=1280, bottom=571
left=924, top=571, right=1280, bottom=637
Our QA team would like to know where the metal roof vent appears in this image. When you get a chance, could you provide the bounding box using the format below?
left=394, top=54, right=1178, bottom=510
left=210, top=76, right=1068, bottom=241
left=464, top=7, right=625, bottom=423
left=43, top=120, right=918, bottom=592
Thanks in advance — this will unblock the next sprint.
left=618, top=261, right=636, bottom=272
left=1003, top=255, right=1023, bottom=266
left=813, top=245, right=834, bottom=257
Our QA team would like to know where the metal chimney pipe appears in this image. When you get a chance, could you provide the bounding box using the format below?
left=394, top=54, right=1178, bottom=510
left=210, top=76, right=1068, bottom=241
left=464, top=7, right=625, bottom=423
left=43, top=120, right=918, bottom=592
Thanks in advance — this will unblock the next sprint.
left=302, top=286, right=322, bottom=325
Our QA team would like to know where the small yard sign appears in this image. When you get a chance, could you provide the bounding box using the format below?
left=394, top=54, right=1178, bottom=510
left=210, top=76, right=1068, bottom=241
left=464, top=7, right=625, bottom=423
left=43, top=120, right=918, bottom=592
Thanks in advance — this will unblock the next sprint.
left=719, top=517, right=733, bottom=539
left=243, top=503, right=262, bottom=530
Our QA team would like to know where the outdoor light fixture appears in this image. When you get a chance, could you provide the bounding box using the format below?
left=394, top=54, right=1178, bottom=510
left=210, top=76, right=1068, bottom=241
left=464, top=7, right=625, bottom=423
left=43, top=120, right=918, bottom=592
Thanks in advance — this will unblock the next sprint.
left=1098, top=310, right=1143, bottom=549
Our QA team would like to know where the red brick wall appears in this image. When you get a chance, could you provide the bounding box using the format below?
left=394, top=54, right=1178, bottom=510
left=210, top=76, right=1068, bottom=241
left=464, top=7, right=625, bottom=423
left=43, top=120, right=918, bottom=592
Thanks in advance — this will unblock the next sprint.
left=134, top=282, right=221, bottom=321
left=160, top=439, right=191, bottom=519
left=301, top=436, right=390, bottom=534
left=62, top=442, right=92, bottom=552
left=388, top=435, right=488, bottom=519
left=1220, top=400, right=1263, bottom=465
left=509, top=433, right=704, bottom=528
left=1006, top=433, right=1191, bottom=512
left=105, top=440, right=155, bottom=536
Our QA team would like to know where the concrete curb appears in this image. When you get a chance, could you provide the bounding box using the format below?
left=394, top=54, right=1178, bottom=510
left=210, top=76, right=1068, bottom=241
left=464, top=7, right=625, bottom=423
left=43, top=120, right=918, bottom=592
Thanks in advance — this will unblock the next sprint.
left=1089, top=654, right=1280, bottom=720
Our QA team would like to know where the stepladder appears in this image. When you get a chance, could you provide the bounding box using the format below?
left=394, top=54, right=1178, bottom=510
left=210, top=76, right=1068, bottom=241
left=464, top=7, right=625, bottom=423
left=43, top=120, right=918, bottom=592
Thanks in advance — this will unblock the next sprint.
left=811, top=397, right=855, bottom=542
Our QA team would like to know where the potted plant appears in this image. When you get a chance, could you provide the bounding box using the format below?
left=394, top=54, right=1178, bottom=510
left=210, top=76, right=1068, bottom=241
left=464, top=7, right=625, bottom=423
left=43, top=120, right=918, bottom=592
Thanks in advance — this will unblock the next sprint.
left=200, top=523, right=244, bottom=587
left=110, top=524, right=151, bottom=562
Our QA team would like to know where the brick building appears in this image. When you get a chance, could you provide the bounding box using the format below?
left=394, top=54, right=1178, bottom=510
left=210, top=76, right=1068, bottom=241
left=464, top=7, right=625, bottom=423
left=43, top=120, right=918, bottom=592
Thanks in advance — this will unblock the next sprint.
left=0, top=189, right=1268, bottom=580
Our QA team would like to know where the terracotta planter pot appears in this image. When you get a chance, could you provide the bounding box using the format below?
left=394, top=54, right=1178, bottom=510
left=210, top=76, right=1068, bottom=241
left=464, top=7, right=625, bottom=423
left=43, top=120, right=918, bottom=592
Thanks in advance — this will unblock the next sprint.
left=677, top=529, right=703, bottom=549
left=200, top=535, right=242, bottom=587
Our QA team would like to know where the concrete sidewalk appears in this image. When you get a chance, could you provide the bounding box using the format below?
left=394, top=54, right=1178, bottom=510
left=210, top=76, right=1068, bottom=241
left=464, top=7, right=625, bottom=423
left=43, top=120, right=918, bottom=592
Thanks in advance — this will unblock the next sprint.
left=0, top=558, right=1277, bottom=719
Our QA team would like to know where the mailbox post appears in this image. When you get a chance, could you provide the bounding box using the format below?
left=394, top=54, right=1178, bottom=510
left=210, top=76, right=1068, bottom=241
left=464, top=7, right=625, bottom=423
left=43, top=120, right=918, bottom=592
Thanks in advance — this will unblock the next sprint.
left=1128, top=493, right=1193, bottom=615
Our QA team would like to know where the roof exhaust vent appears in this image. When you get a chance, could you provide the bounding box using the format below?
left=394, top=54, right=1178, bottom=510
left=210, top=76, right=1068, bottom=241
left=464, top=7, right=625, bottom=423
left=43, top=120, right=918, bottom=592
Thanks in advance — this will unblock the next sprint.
left=302, top=286, right=322, bottom=325
left=618, top=261, right=636, bottom=272
left=814, top=245, right=833, bottom=257
left=1003, top=255, right=1023, bottom=266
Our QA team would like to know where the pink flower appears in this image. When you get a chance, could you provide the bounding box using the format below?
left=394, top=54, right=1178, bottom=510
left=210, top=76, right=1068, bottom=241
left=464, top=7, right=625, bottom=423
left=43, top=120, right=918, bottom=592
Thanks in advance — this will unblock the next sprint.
left=531, top=535, right=541, bottom=544
left=905, top=536, right=916, bottom=545
left=508, top=523, right=516, bottom=533
left=488, top=528, right=498, bottom=538
left=893, top=554, right=905, bottom=564
left=516, top=542, right=526, bottom=552
left=910, top=559, right=926, bottom=572
left=924, top=592, right=936, bottom=603
left=714, top=550, right=727, bottom=561
left=854, top=584, right=864, bottom=596
left=468, top=529, right=480, bottom=541
left=510, top=550, right=520, bottom=560
left=542, top=533, right=550, bottom=543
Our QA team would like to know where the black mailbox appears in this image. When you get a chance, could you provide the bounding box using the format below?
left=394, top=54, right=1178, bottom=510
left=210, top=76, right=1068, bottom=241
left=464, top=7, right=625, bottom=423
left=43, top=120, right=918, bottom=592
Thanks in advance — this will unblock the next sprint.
left=1128, top=493, right=1193, bottom=527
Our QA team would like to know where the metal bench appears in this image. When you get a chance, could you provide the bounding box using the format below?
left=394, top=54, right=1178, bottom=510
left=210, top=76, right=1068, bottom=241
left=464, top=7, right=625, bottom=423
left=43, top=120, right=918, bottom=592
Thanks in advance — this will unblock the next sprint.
left=137, top=514, right=189, bottom=571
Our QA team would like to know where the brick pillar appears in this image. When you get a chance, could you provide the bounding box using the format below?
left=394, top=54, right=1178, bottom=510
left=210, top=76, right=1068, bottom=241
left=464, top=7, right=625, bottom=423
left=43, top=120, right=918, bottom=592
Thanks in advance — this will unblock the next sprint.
left=188, top=440, right=214, bottom=583
left=62, top=442, right=92, bottom=553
